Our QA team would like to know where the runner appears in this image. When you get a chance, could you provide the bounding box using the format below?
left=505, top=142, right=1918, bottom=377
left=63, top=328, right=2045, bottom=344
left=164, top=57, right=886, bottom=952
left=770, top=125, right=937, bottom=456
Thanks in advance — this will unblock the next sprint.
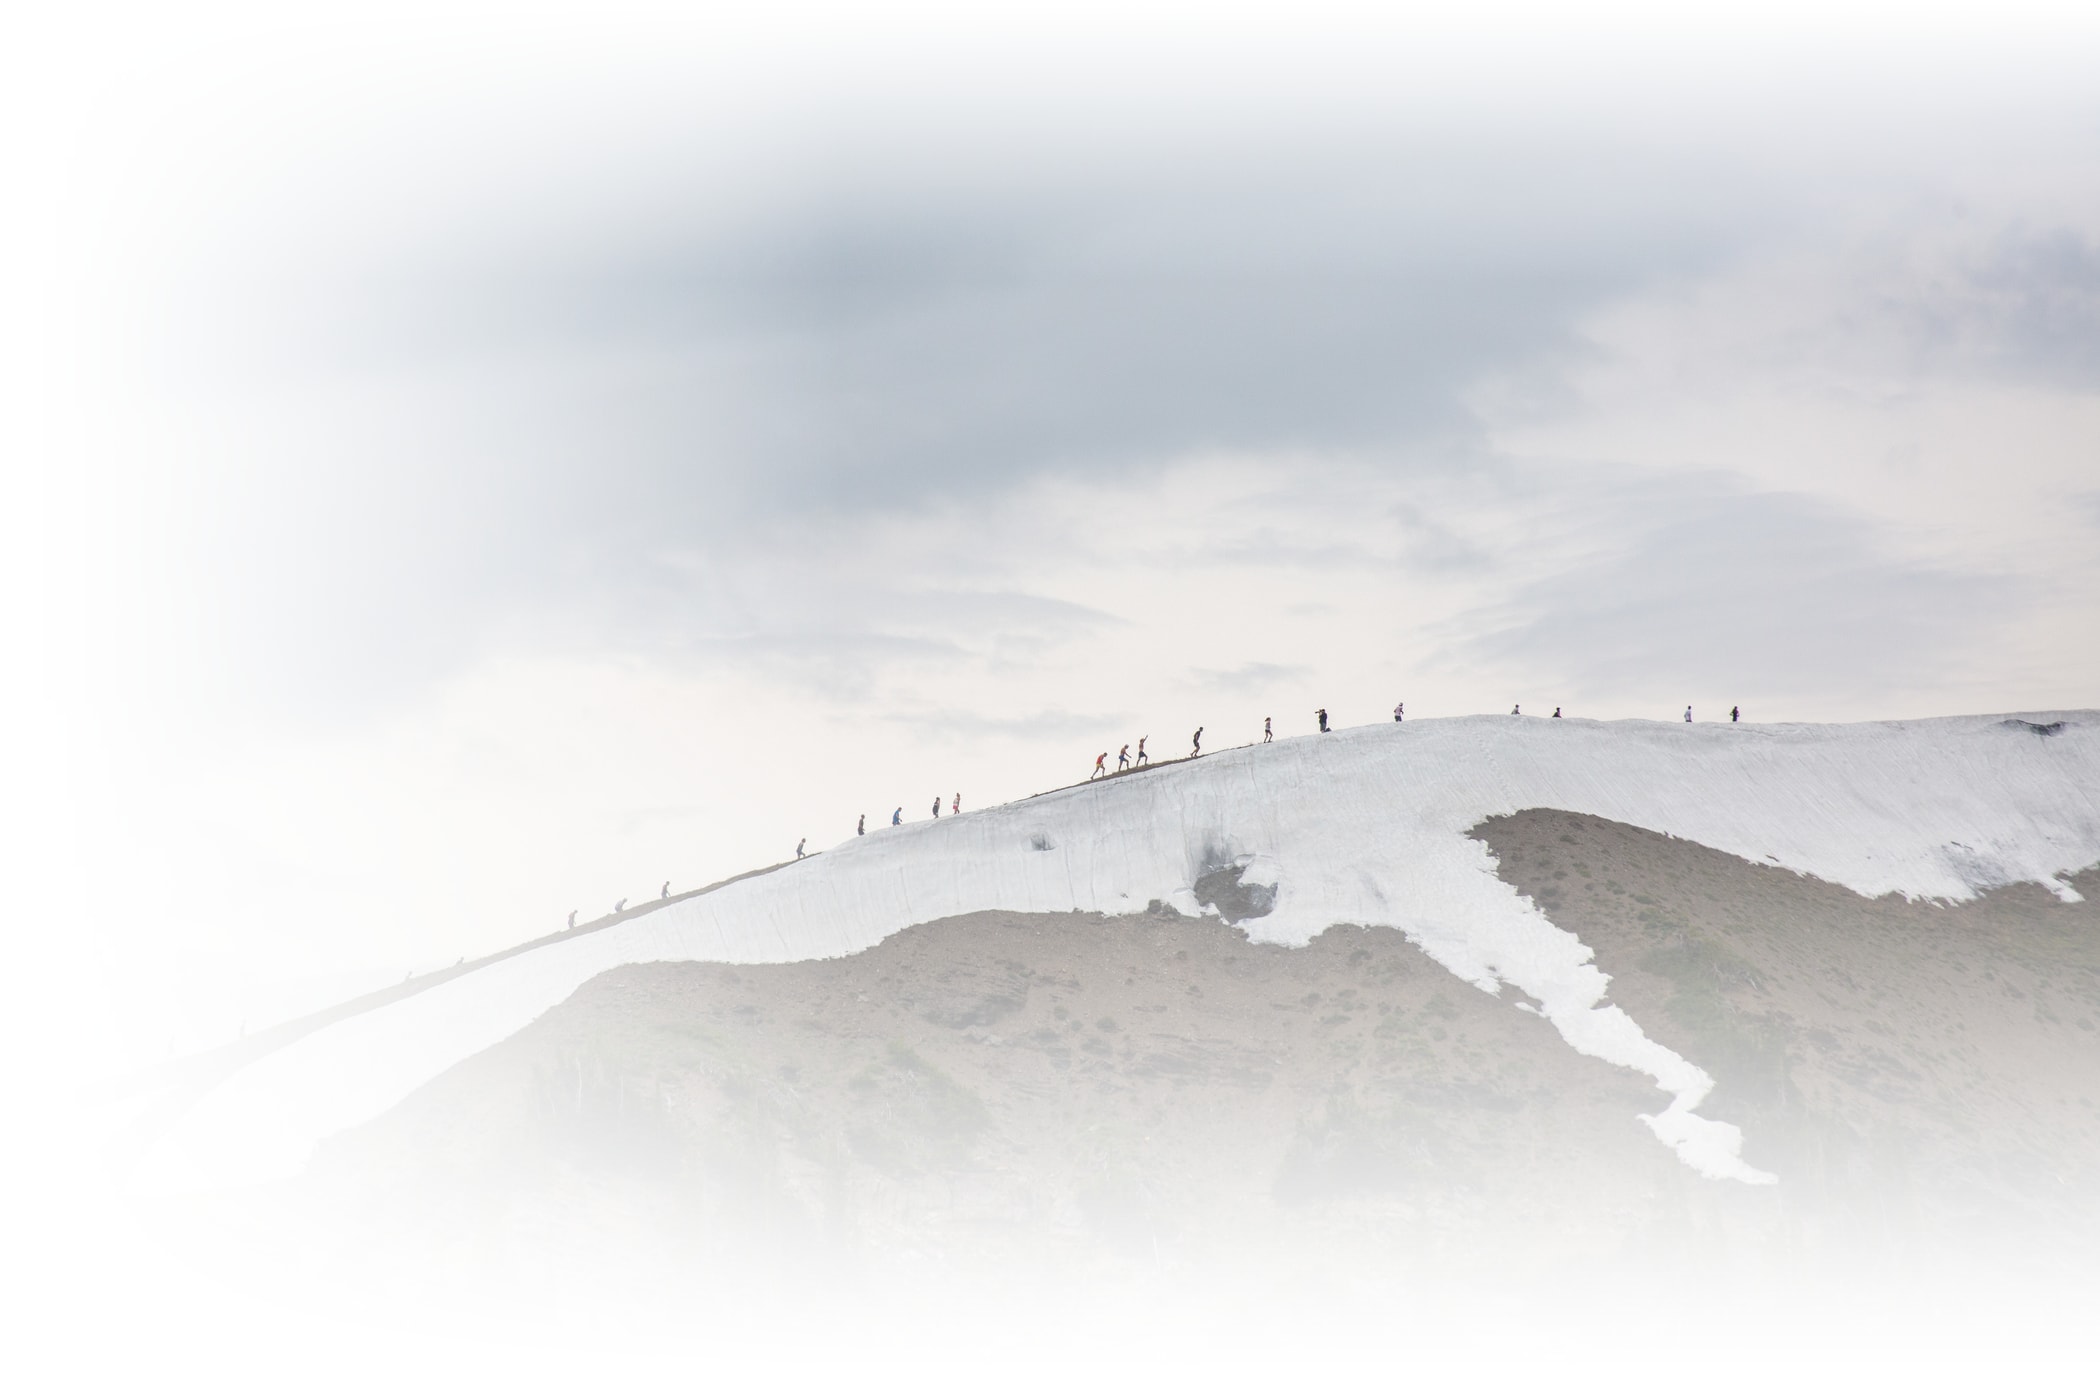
left=892, top=808, right=903, bottom=826
left=659, top=881, right=669, bottom=899
left=1263, top=717, right=1273, bottom=742
left=1093, top=752, right=1108, bottom=778
left=951, top=793, right=960, bottom=815
left=795, top=839, right=806, bottom=859
left=1190, top=727, right=1203, bottom=757
left=1511, top=704, right=1520, bottom=716
left=1137, top=737, right=1149, bottom=765
left=1117, top=744, right=1131, bottom=770
left=931, top=796, right=942, bottom=818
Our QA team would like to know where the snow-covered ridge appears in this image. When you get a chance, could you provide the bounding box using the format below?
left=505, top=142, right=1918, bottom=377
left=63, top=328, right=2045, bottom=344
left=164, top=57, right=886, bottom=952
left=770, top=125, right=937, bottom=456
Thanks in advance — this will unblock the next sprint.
left=137, top=712, right=2100, bottom=1192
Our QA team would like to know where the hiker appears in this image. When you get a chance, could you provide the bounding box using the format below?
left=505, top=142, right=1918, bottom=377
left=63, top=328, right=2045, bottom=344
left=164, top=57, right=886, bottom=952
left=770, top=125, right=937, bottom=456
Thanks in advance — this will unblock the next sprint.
left=1511, top=704, right=1520, bottom=716
left=796, top=838, right=806, bottom=859
left=1552, top=707, right=1561, bottom=719
left=951, top=793, right=960, bottom=815
left=1137, top=737, right=1149, bottom=765
left=1190, top=727, right=1203, bottom=757
left=1316, top=708, right=1329, bottom=733
left=614, top=898, right=627, bottom=913
left=1117, top=744, right=1131, bottom=770
left=1685, top=706, right=1693, bottom=723
left=858, top=814, right=865, bottom=836
left=1393, top=702, right=1403, bottom=723
left=1093, top=752, right=1108, bottom=778
left=931, top=796, right=941, bottom=818
left=1264, top=717, right=1273, bottom=742
left=660, top=881, right=669, bottom=899
left=892, top=808, right=903, bottom=826
left=1731, top=705, right=1740, bottom=723
left=567, top=910, right=577, bottom=930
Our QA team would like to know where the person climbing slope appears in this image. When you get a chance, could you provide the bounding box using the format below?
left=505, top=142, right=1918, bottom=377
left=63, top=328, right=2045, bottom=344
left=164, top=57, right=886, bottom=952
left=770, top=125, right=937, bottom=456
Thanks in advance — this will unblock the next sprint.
left=1117, top=744, right=1131, bottom=770
left=660, top=881, right=669, bottom=899
left=1190, top=727, right=1203, bottom=757
left=891, top=808, right=902, bottom=826
left=931, top=796, right=941, bottom=818
left=1093, top=752, right=1108, bottom=778
left=858, top=814, right=866, bottom=835
left=1263, top=717, right=1273, bottom=742
left=795, top=839, right=806, bottom=859
left=1316, top=708, right=1329, bottom=733
left=951, top=793, right=960, bottom=815
left=1137, top=737, right=1149, bottom=765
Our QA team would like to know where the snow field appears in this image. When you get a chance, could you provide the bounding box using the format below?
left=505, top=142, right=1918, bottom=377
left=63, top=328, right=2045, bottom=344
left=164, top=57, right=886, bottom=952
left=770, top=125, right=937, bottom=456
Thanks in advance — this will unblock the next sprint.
left=137, top=712, right=2100, bottom=1192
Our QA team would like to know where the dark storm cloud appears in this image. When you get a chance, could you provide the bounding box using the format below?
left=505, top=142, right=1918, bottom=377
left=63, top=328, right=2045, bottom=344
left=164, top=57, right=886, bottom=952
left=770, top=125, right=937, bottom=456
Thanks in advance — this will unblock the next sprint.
left=1456, top=480, right=2020, bottom=700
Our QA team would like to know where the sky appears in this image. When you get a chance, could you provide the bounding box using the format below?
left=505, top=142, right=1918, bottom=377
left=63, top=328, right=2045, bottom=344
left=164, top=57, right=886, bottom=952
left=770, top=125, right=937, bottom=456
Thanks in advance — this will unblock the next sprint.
left=11, top=2, right=2100, bottom=1067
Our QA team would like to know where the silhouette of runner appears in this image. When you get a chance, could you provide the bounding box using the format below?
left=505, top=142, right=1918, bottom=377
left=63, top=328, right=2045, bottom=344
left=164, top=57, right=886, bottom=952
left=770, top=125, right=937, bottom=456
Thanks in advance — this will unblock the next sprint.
left=795, top=839, right=806, bottom=859
left=1264, top=717, right=1273, bottom=742
left=1190, top=727, right=1203, bottom=757
left=1093, top=752, right=1108, bottom=778
left=931, top=796, right=941, bottom=818
left=1117, top=744, right=1131, bottom=770
left=1137, top=737, right=1149, bottom=765
left=892, top=808, right=902, bottom=826
left=951, top=793, right=960, bottom=815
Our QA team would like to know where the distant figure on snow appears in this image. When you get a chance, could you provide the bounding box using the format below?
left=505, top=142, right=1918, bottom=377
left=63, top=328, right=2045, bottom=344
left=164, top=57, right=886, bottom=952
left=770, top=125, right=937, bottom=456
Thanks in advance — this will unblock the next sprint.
left=1511, top=704, right=1521, bottom=716
left=892, top=807, right=903, bottom=826
left=1685, top=706, right=1693, bottom=723
left=1316, top=708, right=1329, bottom=733
left=1393, top=702, right=1403, bottom=723
left=1552, top=707, right=1561, bottom=719
left=614, top=898, right=627, bottom=914
left=1137, top=736, right=1149, bottom=765
left=951, top=793, right=960, bottom=815
left=1117, top=744, right=1131, bottom=770
left=1731, top=705, right=1740, bottom=723
left=567, top=910, right=577, bottom=930
left=1264, top=717, right=1273, bottom=741
left=660, top=881, right=669, bottom=900
left=858, top=814, right=866, bottom=836
left=931, top=796, right=941, bottom=819
left=796, top=838, right=806, bottom=859
left=1093, top=752, right=1108, bottom=778
left=1190, top=727, right=1203, bottom=757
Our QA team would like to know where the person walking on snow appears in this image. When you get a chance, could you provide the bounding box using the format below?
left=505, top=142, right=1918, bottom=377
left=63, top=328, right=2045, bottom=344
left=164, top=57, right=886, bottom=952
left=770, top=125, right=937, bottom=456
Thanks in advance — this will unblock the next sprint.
left=931, top=796, right=941, bottom=819
left=1511, top=704, right=1520, bottom=716
left=1137, top=737, right=1149, bottom=765
left=951, top=793, right=960, bottom=815
left=1093, top=752, right=1108, bottom=778
left=1117, top=744, right=1131, bottom=770
left=858, top=814, right=865, bottom=836
left=660, top=881, right=669, bottom=900
left=892, top=808, right=903, bottom=826
left=1316, top=708, right=1329, bottom=733
left=1731, top=705, right=1740, bottom=723
left=1191, top=727, right=1203, bottom=757
left=1685, top=706, right=1693, bottom=723
left=1393, top=702, right=1404, bottom=723
left=796, top=839, right=806, bottom=859
left=1264, top=717, right=1273, bottom=742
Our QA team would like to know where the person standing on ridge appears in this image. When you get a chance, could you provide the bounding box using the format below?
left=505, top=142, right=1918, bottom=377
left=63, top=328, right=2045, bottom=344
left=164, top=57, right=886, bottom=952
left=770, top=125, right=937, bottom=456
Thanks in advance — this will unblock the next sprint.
left=1552, top=707, right=1561, bottom=719
left=951, top=793, right=960, bottom=815
left=1117, top=744, right=1131, bottom=770
left=1093, top=752, right=1108, bottom=778
left=660, top=881, right=669, bottom=899
left=1190, top=727, right=1203, bottom=757
left=1137, top=737, right=1149, bottom=765
left=1264, top=717, right=1273, bottom=742
left=1685, top=706, right=1693, bottom=723
left=1511, top=705, right=1520, bottom=716
left=795, top=839, right=806, bottom=859
left=858, top=814, right=865, bottom=836
left=1316, top=708, right=1329, bottom=733
left=1731, top=705, right=1740, bottom=723
left=1393, top=702, right=1403, bottom=723
left=931, top=796, right=941, bottom=818
left=892, top=808, right=903, bottom=826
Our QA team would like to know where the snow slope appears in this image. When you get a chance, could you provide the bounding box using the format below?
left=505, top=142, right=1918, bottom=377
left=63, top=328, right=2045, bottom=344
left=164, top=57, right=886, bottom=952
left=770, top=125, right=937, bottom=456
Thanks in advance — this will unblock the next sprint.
left=136, top=713, right=2100, bottom=1193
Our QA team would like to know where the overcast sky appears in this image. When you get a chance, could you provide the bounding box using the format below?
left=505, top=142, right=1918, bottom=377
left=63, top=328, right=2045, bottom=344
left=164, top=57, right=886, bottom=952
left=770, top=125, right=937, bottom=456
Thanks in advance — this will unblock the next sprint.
left=15, top=3, right=2100, bottom=1064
